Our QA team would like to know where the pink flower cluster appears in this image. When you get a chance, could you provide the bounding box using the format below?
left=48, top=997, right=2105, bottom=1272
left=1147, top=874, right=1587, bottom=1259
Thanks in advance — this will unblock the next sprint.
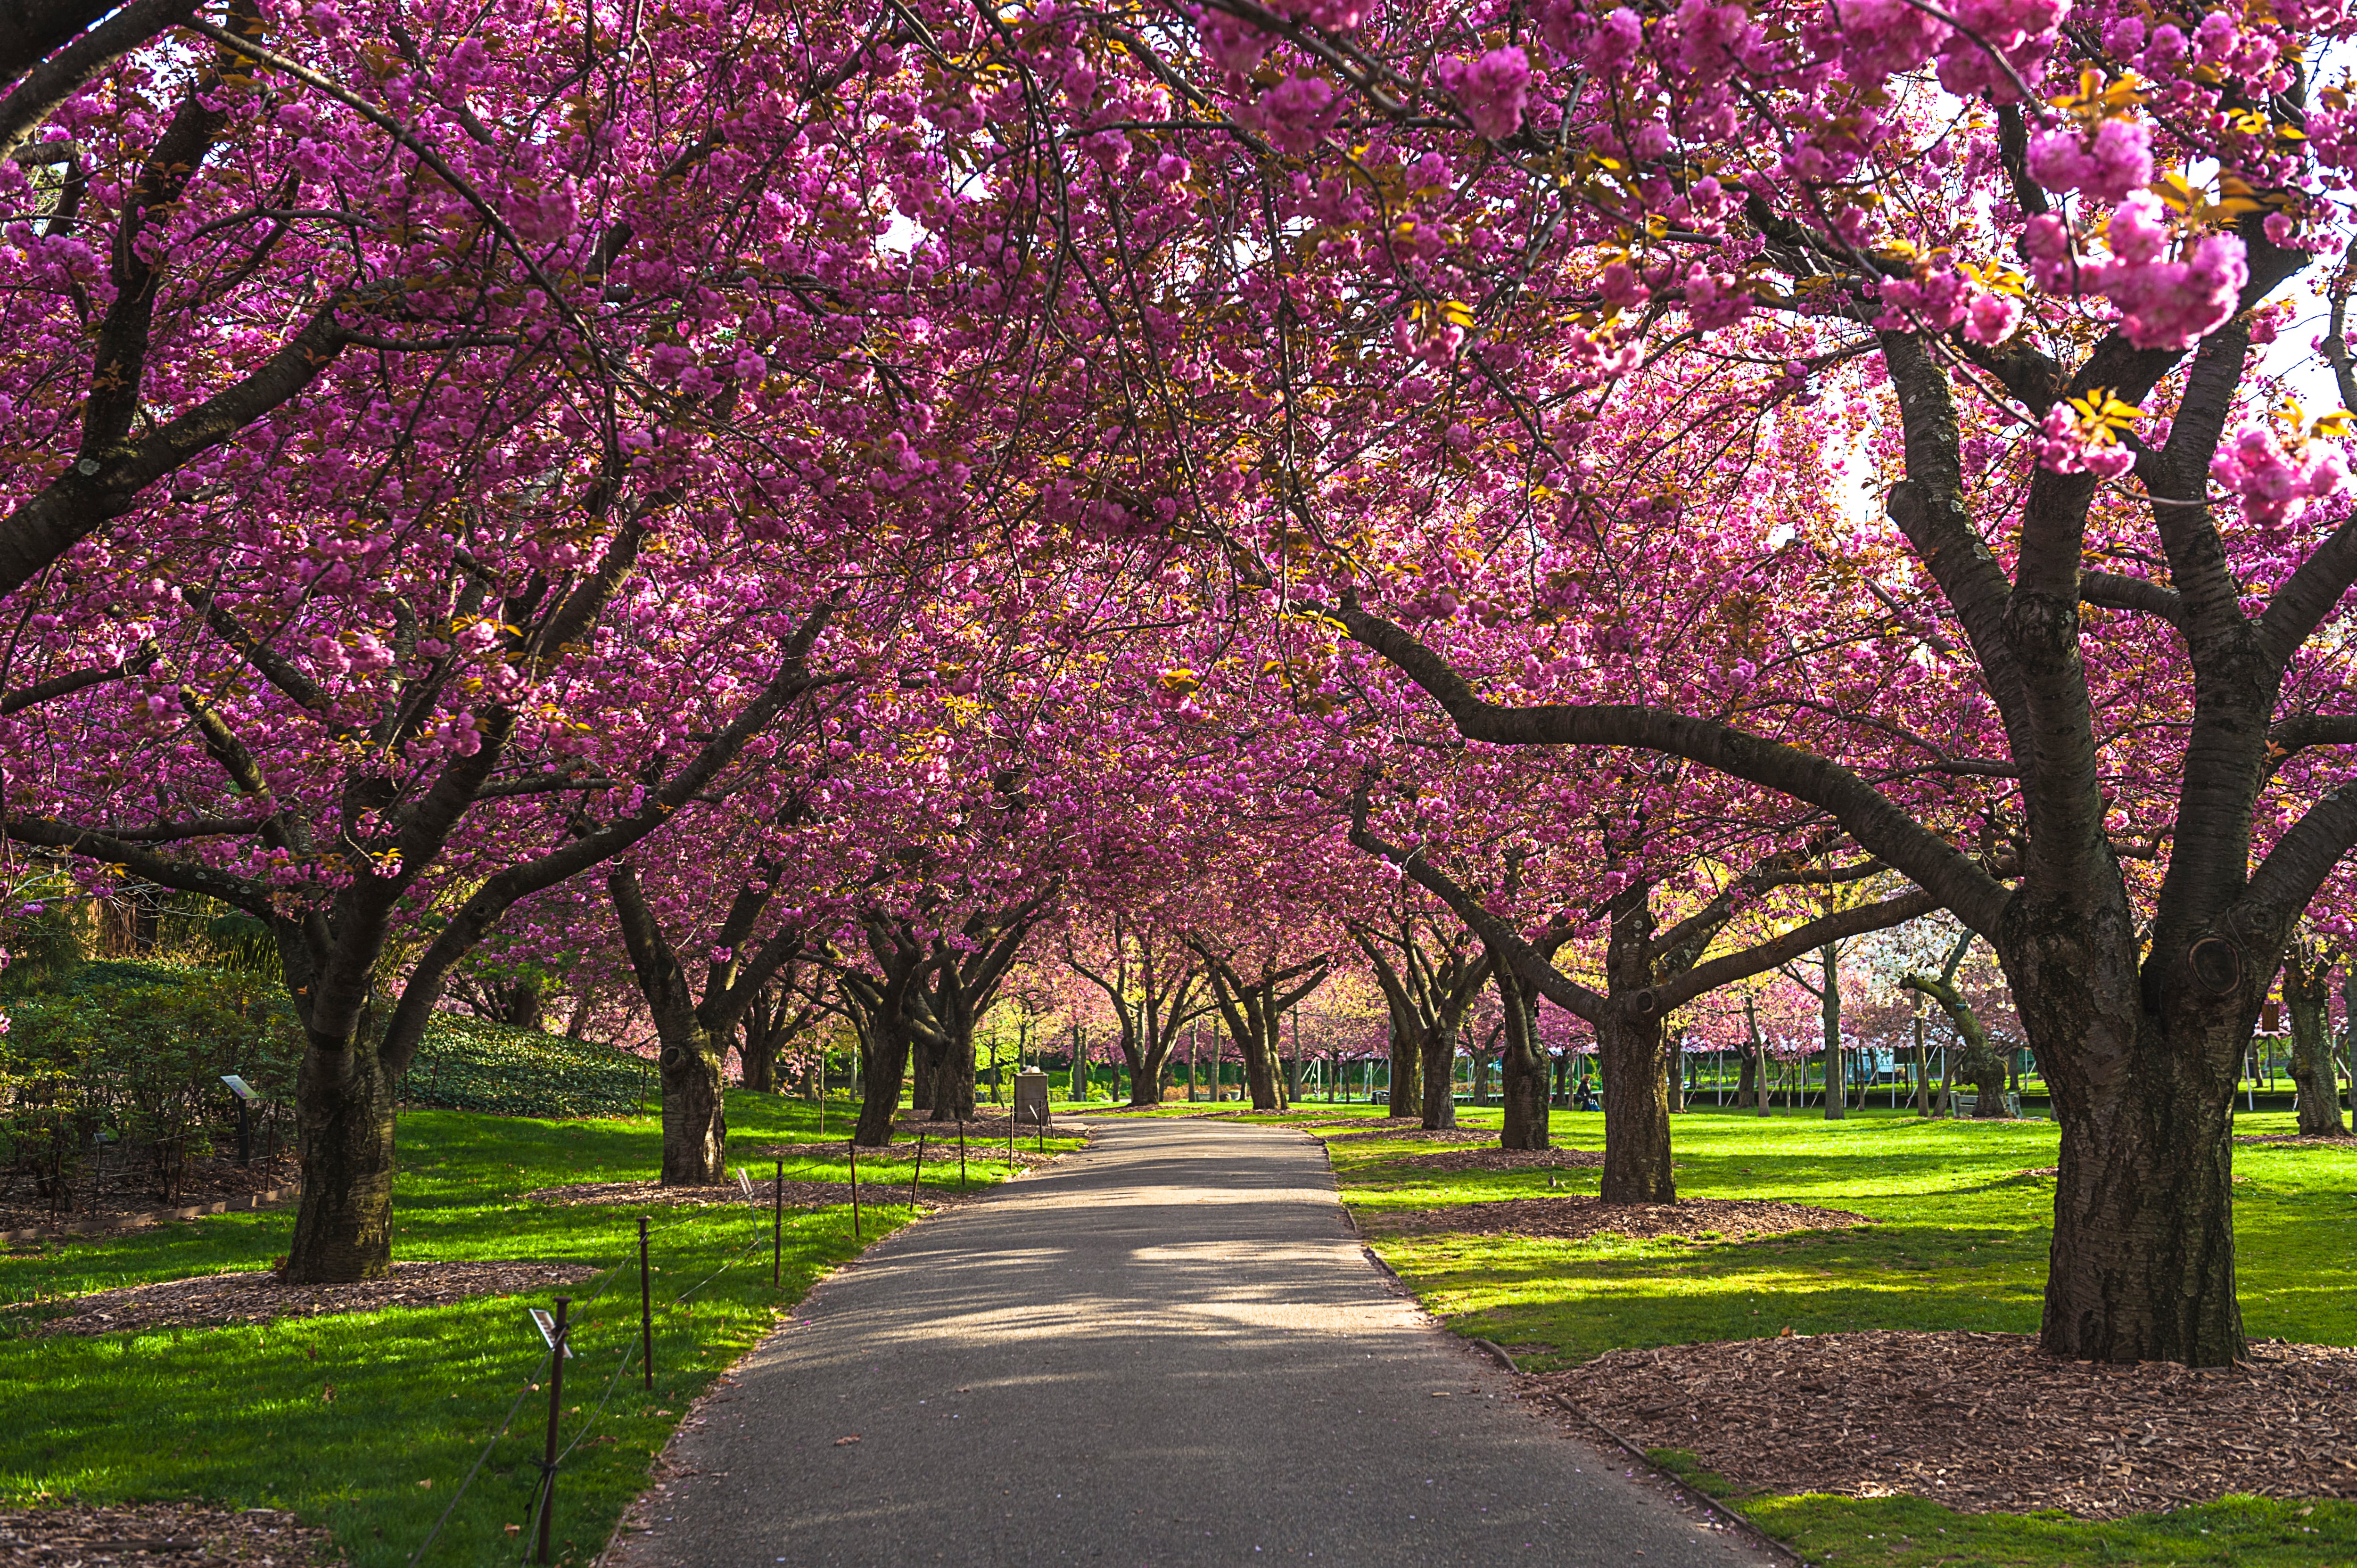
left=2210, top=425, right=2348, bottom=530
left=2027, top=118, right=2155, bottom=205
left=2033, top=404, right=2137, bottom=480
left=1836, top=0, right=2065, bottom=102
left=1438, top=47, right=1533, bottom=141
left=2025, top=194, right=2248, bottom=350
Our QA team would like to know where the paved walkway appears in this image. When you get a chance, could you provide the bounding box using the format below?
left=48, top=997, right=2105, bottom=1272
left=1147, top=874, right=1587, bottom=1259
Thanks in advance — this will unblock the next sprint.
left=611, top=1116, right=1771, bottom=1567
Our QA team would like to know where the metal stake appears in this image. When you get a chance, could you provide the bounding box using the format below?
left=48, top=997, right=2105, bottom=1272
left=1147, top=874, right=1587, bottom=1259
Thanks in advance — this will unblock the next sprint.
left=911, top=1129, right=926, bottom=1207
left=957, top=1115, right=967, bottom=1190
left=536, top=1297, right=570, bottom=1565
left=772, top=1159, right=783, bottom=1287
left=637, top=1217, right=652, bottom=1390
left=848, top=1139, right=861, bottom=1239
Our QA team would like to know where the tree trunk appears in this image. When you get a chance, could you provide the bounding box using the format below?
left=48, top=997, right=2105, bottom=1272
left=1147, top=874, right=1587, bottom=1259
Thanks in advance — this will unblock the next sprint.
left=1418, top=1022, right=1458, bottom=1129
left=660, top=1027, right=728, bottom=1184
left=1386, top=1018, right=1420, bottom=1119
left=2284, top=952, right=2347, bottom=1136
left=281, top=1034, right=396, bottom=1282
left=1595, top=1008, right=1674, bottom=1202
left=1497, top=972, right=1549, bottom=1150
left=1820, top=944, right=1845, bottom=1121
left=1913, top=1015, right=1931, bottom=1116
left=2006, top=905, right=2253, bottom=1364
left=740, top=1007, right=779, bottom=1093
left=853, top=1024, right=909, bottom=1147
left=1243, top=1021, right=1280, bottom=1110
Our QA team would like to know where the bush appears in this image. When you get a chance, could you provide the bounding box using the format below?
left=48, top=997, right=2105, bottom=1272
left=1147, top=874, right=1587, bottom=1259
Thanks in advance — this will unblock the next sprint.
left=0, top=964, right=303, bottom=1204
left=400, top=1016, right=647, bottom=1119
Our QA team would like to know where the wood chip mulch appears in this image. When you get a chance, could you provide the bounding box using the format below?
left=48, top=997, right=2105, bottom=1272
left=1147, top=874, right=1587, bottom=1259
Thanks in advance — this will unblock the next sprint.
left=0, top=1503, right=341, bottom=1566
left=1322, top=1127, right=1500, bottom=1144
left=526, top=1178, right=868, bottom=1210
left=1541, top=1330, right=2357, bottom=1518
left=17, top=1260, right=599, bottom=1338
left=1373, top=1196, right=1874, bottom=1242
left=2236, top=1132, right=2357, bottom=1147
left=1380, top=1146, right=1607, bottom=1173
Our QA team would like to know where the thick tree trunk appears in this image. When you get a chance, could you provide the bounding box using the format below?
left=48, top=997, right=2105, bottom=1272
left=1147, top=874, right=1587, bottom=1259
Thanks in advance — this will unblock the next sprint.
left=1595, top=1009, right=1674, bottom=1202
left=1971, top=1055, right=2011, bottom=1116
left=740, top=1011, right=779, bottom=1092
left=2007, top=905, right=2252, bottom=1364
left=1736, top=1042, right=1756, bottom=1103
left=282, top=1034, right=396, bottom=1282
left=1418, top=1023, right=1458, bottom=1129
left=853, top=1026, right=909, bottom=1147
left=660, top=1028, right=728, bottom=1184
left=1497, top=973, right=1549, bottom=1150
left=2284, top=953, right=2347, bottom=1136
left=1386, top=1022, right=1420, bottom=1119
left=1243, top=1024, right=1280, bottom=1110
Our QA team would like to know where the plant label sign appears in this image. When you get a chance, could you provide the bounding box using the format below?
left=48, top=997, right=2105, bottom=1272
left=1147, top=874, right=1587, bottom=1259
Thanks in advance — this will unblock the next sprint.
left=220, top=1075, right=257, bottom=1102
left=527, top=1308, right=575, bottom=1358
left=735, top=1168, right=755, bottom=1200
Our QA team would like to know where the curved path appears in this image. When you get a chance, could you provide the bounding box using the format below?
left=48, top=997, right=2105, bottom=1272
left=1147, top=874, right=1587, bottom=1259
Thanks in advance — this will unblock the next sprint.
left=610, top=1116, right=1772, bottom=1567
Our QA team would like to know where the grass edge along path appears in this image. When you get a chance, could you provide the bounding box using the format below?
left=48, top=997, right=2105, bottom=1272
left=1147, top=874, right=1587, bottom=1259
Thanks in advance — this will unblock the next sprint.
left=1314, top=1104, right=2357, bottom=1568
left=0, top=1092, right=1083, bottom=1568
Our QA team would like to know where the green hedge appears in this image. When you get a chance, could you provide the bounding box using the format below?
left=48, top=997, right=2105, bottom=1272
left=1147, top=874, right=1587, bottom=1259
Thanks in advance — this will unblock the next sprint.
left=399, top=1016, right=647, bottom=1119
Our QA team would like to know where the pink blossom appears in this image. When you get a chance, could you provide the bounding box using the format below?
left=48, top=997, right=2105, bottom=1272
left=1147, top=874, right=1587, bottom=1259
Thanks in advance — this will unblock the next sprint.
left=1440, top=47, right=1532, bottom=141
left=2210, top=425, right=2348, bottom=528
left=2026, top=117, right=2154, bottom=204
left=1964, top=291, right=2023, bottom=345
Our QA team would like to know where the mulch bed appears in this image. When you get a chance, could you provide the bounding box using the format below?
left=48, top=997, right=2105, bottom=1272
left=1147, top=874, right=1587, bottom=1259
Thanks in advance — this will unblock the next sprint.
left=0, top=1503, right=341, bottom=1566
left=18, top=1260, right=599, bottom=1338
left=2236, top=1132, right=2357, bottom=1147
left=1541, top=1330, right=2357, bottom=1518
left=1381, top=1146, right=1607, bottom=1174
left=1322, top=1127, right=1499, bottom=1144
left=1374, top=1196, right=1874, bottom=1242
left=0, top=1152, right=302, bottom=1235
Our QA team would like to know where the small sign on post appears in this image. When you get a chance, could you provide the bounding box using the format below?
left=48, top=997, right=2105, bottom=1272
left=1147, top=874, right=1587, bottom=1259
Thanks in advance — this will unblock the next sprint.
left=527, top=1307, right=576, bottom=1359
left=220, top=1076, right=257, bottom=1166
left=735, top=1167, right=755, bottom=1202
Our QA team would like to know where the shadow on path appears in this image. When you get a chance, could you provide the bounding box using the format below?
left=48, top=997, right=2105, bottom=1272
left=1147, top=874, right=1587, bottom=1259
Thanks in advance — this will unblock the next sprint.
left=608, top=1117, right=1772, bottom=1567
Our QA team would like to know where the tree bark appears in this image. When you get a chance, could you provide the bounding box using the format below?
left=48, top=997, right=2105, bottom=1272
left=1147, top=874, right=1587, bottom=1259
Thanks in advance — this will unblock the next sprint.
left=2284, top=948, right=2347, bottom=1136
left=1819, top=944, right=1845, bottom=1121
left=1418, top=1019, right=1459, bottom=1129
left=1595, top=1007, right=1674, bottom=1201
left=1496, top=968, right=1550, bottom=1150
left=281, top=1029, right=396, bottom=1282
left=659, top=1027, right=728, bottom=1184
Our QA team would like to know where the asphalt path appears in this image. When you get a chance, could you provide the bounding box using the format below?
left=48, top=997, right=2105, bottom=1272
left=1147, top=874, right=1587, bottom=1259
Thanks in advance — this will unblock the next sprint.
left=609, top=1115, right=1773, bottom=1567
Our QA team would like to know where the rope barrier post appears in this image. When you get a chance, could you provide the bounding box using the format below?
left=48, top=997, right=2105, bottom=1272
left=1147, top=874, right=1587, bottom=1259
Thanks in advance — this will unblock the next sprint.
left=771, top=1159, right=782, bottom=1288
left=848, top=1138, right=861, bottom=1240
left=958, top=1114, right=966, bottom=1190
left=537, top=1297, right=570, bottom=1566
left=911, top=1128, right=926, bottom=1207
left=638, top=1217, right=652, bottom=1390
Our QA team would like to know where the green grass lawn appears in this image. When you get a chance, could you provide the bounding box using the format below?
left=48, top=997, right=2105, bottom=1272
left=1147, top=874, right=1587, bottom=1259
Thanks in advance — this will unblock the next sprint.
left=1319, top=1104, right=2357, bottom=1566
left=0, top=1092, right=1080, bottom=1568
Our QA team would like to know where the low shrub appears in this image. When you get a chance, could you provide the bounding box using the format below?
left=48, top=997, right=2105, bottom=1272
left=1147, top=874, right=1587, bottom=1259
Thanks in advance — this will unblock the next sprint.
left=399, top=1016, right=647, bottom=1119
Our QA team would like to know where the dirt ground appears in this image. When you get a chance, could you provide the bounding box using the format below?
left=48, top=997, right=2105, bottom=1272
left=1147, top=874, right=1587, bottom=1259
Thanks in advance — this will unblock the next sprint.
left=1377, top=1146, right=1607, bottom=1173
left=18, top=1259, right=601, bottom=1338
left=0, top=1152, right=302, bottom=1235
left=0, top=1503, right=341, bottom=1566
left=1542, top=1329, right=2357, bottom=1518
left=1371, top=1195, right=1874, bottom=1243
